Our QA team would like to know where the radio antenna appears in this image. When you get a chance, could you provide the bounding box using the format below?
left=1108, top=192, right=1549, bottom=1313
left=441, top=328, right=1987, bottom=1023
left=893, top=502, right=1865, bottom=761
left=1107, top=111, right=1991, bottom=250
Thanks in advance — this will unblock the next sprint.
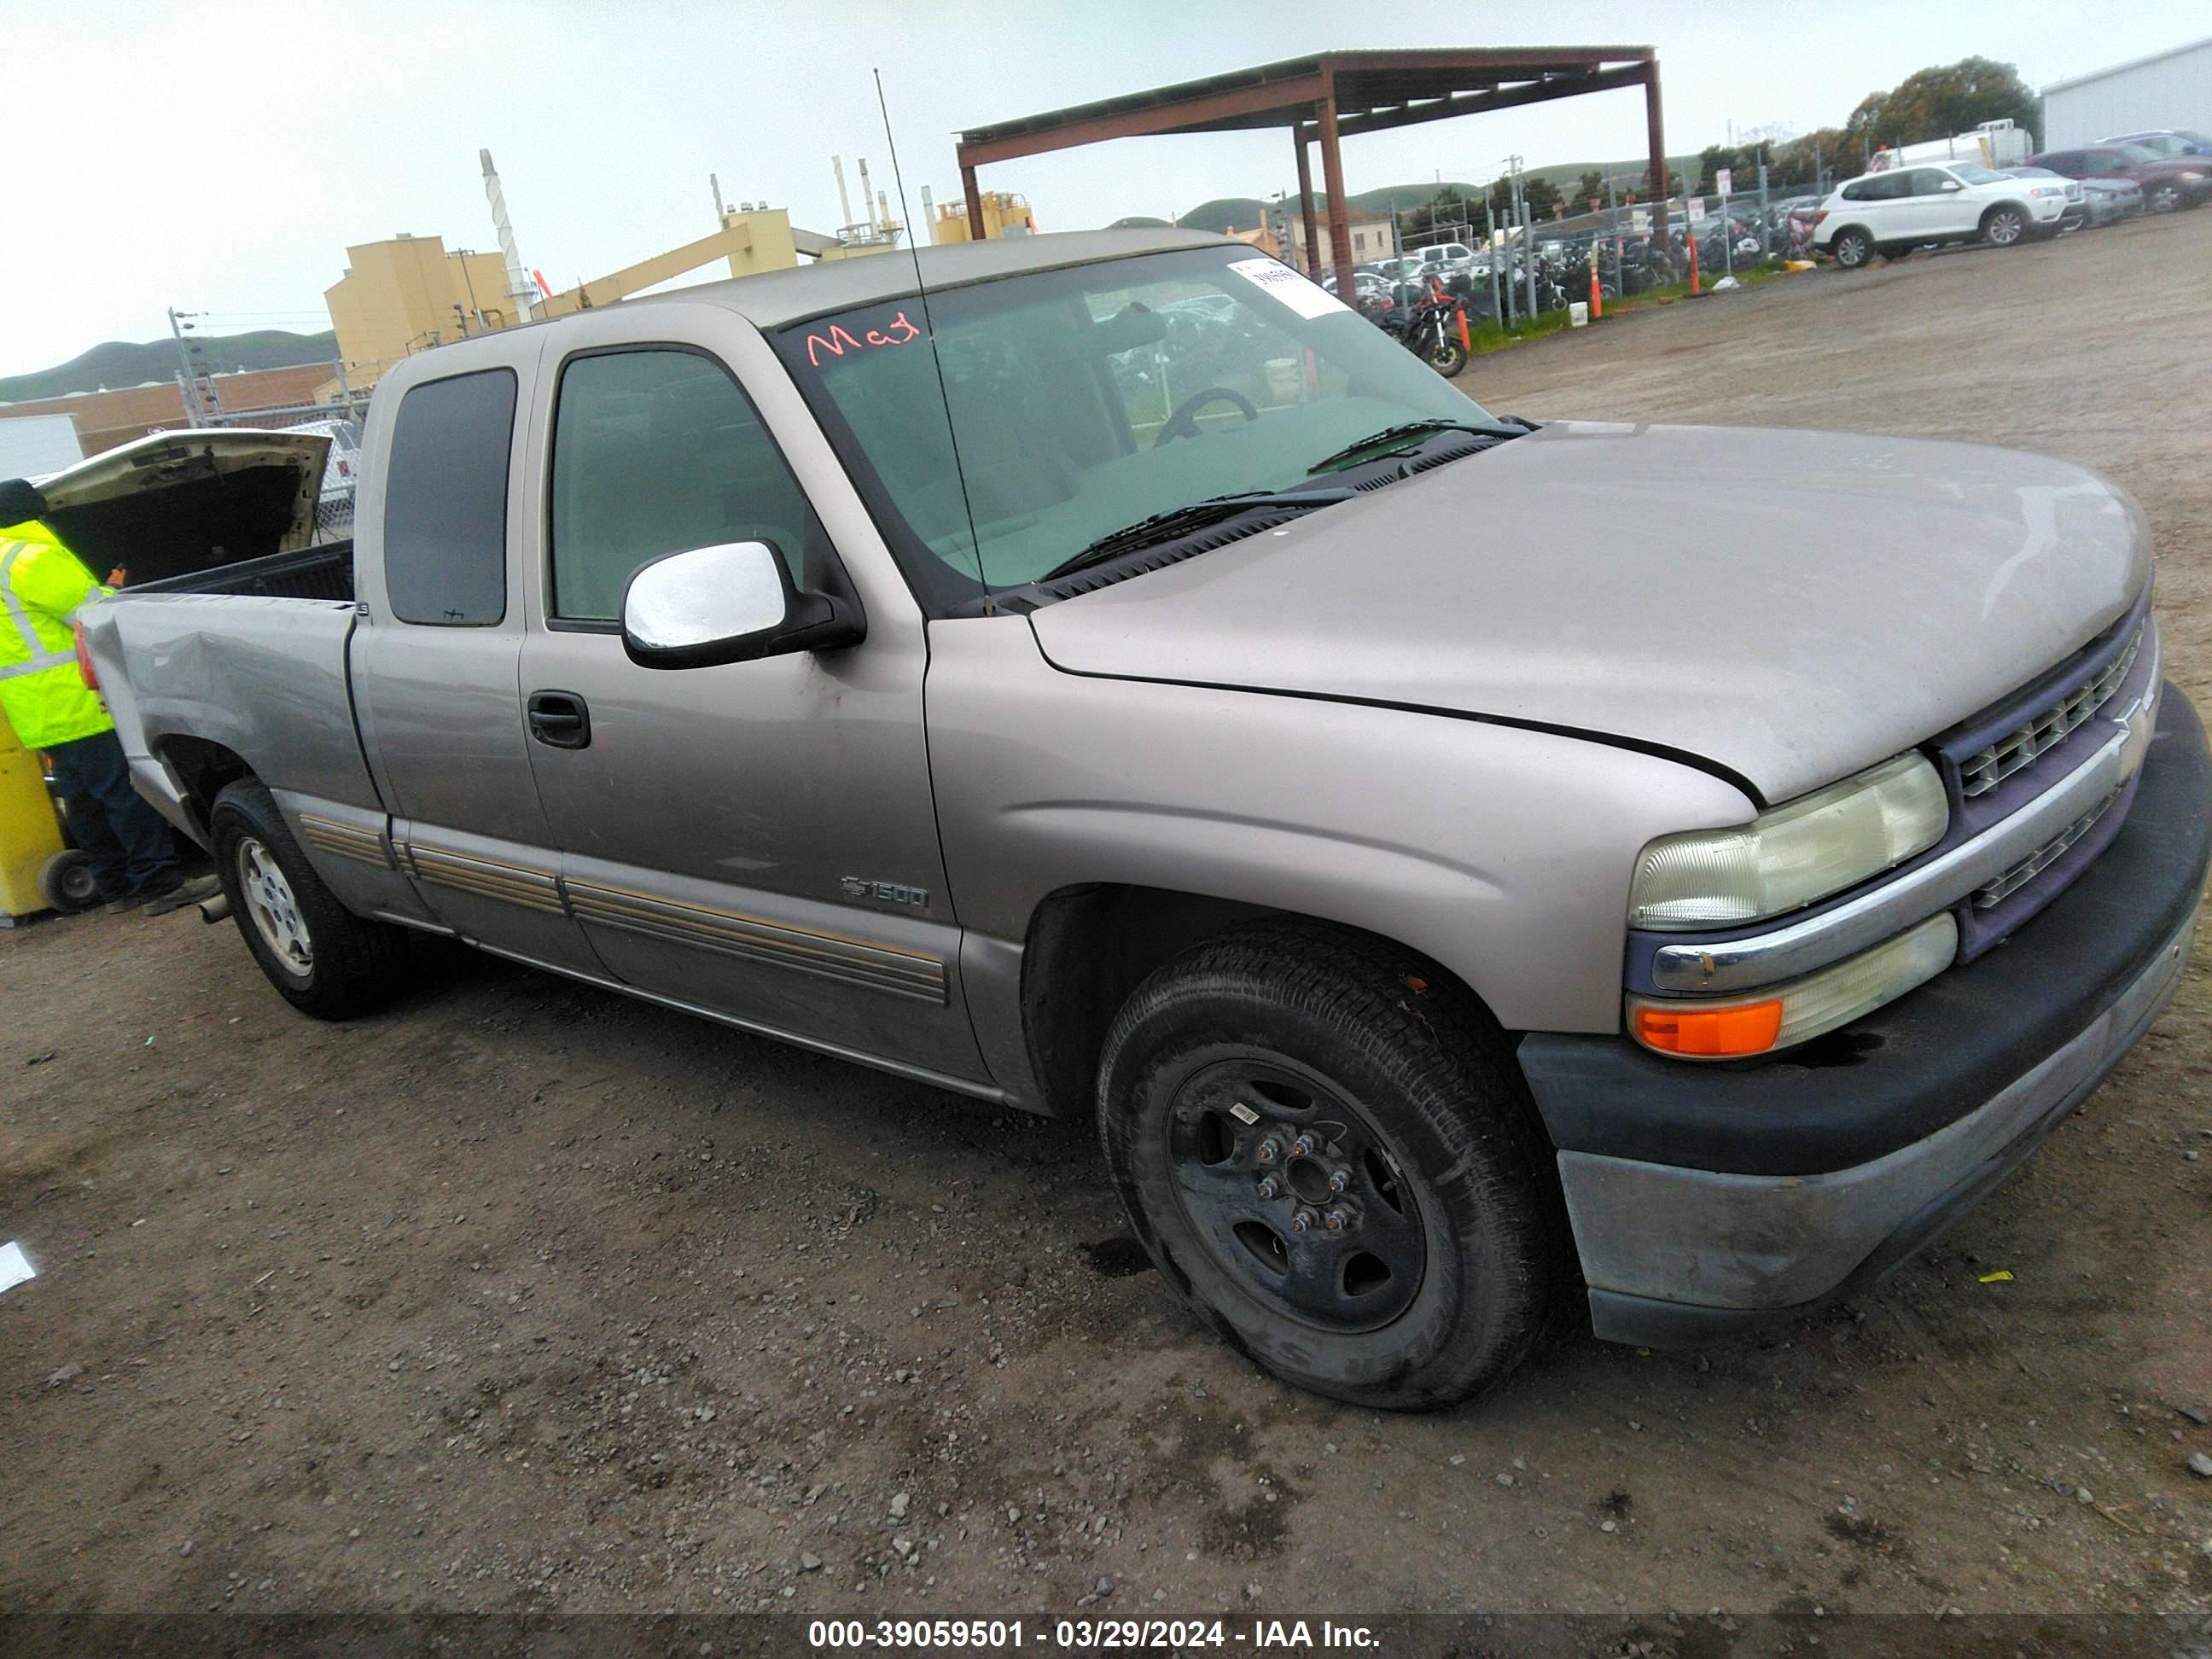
left=874, top=67, right=992, bottom=608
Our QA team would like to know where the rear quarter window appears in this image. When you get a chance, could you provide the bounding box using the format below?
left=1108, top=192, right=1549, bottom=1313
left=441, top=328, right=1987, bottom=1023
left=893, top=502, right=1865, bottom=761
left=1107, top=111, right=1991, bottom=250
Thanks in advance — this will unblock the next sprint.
left=381, top=369, right=516, bottom=626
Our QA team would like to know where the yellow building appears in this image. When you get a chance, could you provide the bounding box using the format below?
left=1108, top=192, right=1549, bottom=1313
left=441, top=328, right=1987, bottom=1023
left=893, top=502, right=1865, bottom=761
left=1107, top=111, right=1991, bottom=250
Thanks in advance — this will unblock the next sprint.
left=323, top=234, right=520, bottom=389
left=934, top=192, right=1036, bottom=244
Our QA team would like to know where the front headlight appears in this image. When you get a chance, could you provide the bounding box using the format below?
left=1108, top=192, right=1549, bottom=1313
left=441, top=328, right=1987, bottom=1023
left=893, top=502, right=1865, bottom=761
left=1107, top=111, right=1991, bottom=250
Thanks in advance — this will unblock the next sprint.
left=2031, top=186, right=2064, bottom=196
left=2181, top=171, right=2206, bottom=183
left=1628, top=753, right=1948, bottom=930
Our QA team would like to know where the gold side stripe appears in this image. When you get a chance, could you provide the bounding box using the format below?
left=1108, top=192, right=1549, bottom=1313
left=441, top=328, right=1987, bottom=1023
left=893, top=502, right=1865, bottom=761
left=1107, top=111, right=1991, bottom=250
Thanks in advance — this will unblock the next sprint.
left=566, top=896, right=946, bottom=1005
left=299, top=814, right=393, bottom=869
left=391, top=847, right=946, bottom=1003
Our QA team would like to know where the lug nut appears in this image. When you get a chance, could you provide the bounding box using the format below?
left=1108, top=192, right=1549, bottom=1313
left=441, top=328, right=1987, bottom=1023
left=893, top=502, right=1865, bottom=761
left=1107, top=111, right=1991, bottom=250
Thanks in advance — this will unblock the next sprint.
left=1254, top=1138, right=1282, bottom=1165
left=1324, top=1206, right=1355, bottom=1234
left=1289, top=1133, right=1318, bottom=1159
left=1326, top=1166, right=1352, bottom=1195
left=1290, top=1206, right=1319, bottom=1234
left=1255, top=1175, right=1282, bottom=1202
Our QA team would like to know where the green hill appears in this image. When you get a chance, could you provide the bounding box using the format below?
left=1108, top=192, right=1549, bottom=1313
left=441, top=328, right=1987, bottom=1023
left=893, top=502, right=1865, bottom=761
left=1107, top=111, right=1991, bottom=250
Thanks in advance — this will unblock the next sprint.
left=1163, top=162, right=1703, bottom=236
left=0, top=329, right=337, bottom=405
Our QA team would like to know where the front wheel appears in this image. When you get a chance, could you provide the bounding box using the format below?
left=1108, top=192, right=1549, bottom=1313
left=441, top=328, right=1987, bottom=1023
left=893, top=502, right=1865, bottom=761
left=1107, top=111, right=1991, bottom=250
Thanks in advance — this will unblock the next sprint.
left=1982, top=206, right=2028, bottom=247
left=1424, top=326, right=1469, bottom=379
left=209, top=778, right=407, bottom=1018
left=2145, top=183, right=2183, bottom=214
left=1097, top=924, right=1561, bottom=1410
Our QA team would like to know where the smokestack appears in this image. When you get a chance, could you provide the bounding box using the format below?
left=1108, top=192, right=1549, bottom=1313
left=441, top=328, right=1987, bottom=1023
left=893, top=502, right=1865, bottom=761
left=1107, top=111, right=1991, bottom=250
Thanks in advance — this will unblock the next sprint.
left=857, top=158, right=876, bottom=230
left=921, top=184, right=934, bottom=245
left=833, top=155, right=854, bottom=231
left=480, top=148, right=536, bottom=324
left=711, top=172, right=725, bottom=222
left=878, top=189, right=891, bottom=232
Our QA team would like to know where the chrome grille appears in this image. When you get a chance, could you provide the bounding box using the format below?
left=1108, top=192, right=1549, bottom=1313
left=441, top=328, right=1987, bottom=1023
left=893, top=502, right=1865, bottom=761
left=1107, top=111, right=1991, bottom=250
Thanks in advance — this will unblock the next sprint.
left=1970, top=789, right=2120, bottom=909
left=1959, top=626, right=2141, bottom=798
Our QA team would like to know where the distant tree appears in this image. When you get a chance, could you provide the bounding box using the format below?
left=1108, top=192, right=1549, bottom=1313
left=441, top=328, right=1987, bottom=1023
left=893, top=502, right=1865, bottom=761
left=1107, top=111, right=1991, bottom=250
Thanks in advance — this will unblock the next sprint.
left=1522, top=175, right=1563, bottom=218
left=1877, top=56, right=2037, bottom=146
left=1694, top=144, right=1735, bottom=195
left=1638, top=165, right=1687, bottom=201
left=1844, top=90, right=1889, bottom=139
left=1576, top=169, right=1605, bottom=208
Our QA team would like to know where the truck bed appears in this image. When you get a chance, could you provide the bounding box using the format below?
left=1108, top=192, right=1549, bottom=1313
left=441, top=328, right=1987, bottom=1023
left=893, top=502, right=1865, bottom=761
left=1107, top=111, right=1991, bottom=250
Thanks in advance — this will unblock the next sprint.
left=126, top=538, right=354, bottom=602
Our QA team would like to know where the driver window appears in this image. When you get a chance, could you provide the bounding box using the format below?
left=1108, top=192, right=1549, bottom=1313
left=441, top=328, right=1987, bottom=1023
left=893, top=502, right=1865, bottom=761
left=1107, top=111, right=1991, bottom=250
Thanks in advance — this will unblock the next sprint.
left=548, top=349, right=812, bottom=623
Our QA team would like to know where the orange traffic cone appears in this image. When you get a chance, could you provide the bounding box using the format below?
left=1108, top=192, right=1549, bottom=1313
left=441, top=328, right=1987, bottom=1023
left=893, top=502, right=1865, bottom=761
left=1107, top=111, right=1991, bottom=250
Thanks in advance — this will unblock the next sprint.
left=1589, top=261, right=1603, bottom=321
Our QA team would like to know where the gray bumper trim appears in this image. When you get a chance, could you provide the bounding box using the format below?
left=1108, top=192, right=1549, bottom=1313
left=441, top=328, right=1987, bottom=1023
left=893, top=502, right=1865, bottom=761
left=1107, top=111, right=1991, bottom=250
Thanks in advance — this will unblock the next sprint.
left=1561, top=908, right=2195, bottom=1319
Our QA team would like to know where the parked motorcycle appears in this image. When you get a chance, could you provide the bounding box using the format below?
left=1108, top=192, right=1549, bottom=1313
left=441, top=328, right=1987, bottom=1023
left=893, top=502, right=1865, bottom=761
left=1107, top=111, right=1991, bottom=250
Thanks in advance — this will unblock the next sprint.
left=1360, top=288, right=1470, bottom=377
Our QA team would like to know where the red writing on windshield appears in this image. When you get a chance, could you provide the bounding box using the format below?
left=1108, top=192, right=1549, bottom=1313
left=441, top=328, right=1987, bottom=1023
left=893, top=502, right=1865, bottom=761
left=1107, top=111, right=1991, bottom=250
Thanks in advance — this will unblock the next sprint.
left=805, top=311, right=923, bottom=365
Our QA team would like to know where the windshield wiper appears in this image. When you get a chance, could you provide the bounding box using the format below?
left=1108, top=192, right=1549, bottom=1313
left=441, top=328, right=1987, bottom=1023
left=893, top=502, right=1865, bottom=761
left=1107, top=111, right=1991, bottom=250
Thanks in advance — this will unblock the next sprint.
left=1038, top=488, right=1353, bottom=582
left=1304, top=418, right=1522, bottom=476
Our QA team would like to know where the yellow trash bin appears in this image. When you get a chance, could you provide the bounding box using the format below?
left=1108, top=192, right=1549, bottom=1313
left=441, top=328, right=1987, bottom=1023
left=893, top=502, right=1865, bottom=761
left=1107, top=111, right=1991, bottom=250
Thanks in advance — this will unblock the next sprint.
left=0, top=704, right=68, bottom=923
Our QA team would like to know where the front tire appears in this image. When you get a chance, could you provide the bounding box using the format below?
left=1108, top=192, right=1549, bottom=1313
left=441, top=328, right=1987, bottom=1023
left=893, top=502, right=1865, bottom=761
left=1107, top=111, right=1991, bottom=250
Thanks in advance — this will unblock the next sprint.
left=1981, top=205, right=2028, bottom=247
left=1097, top=924, right=1561, bottom=1410
left=208, top=778, right=407, bottom=1018
left=1424, top=327, right=1469, bottom=379
left=1830, top=228, right=1873, bottom=269
left=2145, top=183, right=2183, bottom=214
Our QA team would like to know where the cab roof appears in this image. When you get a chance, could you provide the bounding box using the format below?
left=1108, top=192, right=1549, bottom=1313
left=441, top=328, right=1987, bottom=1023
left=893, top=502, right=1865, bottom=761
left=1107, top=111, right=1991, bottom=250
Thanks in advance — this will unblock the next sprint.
left=626, top=228, right=1231, bottom=329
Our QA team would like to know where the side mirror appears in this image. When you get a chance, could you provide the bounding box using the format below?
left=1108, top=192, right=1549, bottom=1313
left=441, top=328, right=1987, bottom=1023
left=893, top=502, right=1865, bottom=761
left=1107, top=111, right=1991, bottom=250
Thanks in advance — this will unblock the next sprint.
left=620, top=540, right=863, bottom=670
left=1941, top=180, right=1964, bottom=192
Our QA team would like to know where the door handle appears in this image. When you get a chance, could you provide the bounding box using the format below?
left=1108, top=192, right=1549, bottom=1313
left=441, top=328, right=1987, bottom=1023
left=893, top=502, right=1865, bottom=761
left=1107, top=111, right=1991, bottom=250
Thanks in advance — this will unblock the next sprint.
left=526, top=690, right=591, bottom=749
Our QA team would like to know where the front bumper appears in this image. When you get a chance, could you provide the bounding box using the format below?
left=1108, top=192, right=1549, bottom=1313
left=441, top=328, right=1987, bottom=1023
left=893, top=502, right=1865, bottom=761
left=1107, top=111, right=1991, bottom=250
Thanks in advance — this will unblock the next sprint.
left=1520, top=686, right=2210, bottom=1348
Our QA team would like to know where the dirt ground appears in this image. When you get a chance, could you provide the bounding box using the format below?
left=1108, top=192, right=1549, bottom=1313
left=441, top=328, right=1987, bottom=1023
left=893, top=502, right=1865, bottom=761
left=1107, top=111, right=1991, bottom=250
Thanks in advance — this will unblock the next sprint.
left=6, top=210, right=2211, bottom=1629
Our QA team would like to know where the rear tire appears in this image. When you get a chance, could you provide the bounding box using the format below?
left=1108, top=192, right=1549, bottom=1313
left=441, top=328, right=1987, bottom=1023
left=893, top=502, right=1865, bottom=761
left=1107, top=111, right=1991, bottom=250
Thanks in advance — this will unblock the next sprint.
left=1830, top=228, right=1873, bottom=269
left=208, top=778, right=407, bottom=1019
left=1097, top=923, right=1561, bottom=1411
left=37, top=848, right=99, bottom=914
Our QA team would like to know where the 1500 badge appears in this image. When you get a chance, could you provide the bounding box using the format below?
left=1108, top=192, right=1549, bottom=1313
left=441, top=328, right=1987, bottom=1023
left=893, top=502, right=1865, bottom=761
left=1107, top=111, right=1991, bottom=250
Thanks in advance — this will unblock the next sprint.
left=841, top=876, right=928, bottom=907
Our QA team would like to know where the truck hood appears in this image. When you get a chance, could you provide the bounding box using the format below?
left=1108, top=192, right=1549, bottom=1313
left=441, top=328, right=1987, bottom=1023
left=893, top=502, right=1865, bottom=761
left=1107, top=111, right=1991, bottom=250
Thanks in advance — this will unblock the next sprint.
left=36, top=428, right=329, bottom=587
left=1027, top=422, right=2150, bottom=804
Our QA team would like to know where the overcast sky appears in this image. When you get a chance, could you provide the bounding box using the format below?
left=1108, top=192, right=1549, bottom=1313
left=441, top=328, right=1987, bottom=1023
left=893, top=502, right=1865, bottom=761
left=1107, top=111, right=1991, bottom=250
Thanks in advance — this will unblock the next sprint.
left=10, top=0, right=2203, bottom=378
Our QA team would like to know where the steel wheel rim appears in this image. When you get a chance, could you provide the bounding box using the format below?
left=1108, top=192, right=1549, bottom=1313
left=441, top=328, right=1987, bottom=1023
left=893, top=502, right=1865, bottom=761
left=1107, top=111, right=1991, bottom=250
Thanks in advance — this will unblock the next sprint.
left=236, top=836, right=312, bottom=976
left=1164, top=1056, right=1427, bottom=1333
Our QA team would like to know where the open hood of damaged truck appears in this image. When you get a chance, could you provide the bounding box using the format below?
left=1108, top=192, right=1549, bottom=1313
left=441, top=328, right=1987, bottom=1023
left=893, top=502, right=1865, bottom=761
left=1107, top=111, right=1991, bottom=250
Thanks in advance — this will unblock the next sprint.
left=1026, top=421, right=2151, bottom=804
left=35, top=428, right=330, bottom=588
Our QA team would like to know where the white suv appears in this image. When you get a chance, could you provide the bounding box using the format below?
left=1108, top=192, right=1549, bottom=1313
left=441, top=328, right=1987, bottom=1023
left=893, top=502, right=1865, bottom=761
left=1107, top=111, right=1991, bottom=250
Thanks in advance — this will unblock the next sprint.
left=1813, top=160, right=2068, bottom=268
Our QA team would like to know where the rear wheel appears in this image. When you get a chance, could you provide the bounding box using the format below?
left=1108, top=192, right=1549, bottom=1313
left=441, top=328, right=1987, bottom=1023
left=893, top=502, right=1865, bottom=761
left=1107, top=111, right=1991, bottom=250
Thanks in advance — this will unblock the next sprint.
left=1830, top=227, right=1873, bottom=269
left=1981, top=205, right=2028, bottom=247
left=1097, top=923, right=1561, bottom=1410
left=37, top=848, right=99, bottom=914
left=209, top=778, right=407, bottom=1018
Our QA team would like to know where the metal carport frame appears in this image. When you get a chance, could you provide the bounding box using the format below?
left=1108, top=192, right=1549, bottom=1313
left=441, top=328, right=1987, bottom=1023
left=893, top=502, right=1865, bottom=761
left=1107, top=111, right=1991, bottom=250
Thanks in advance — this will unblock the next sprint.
left=955, top=47, right=1671, bottom=302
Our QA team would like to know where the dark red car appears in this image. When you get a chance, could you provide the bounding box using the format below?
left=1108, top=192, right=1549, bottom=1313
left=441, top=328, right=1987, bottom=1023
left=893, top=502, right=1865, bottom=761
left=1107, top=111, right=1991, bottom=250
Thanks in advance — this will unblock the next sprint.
left=2026, top=143, right=2211, bottom=215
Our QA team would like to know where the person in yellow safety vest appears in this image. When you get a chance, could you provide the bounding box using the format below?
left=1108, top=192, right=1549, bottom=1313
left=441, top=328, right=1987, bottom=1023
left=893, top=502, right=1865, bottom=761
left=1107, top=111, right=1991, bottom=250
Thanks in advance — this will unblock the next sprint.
left=0, top=478, right=217, bottom=916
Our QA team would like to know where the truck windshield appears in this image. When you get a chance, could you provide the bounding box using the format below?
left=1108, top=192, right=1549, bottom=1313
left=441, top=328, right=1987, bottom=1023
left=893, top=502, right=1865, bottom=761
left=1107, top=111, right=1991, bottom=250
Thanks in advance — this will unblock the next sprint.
left=774, top=246, right=1499, bottom=608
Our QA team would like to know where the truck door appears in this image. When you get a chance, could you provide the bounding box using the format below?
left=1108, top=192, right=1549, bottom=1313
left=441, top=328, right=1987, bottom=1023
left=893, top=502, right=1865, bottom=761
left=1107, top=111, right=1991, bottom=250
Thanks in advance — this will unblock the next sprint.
left=348, top=352, right=603, bottom=976
left=513, top=310, right=986, bottom=1086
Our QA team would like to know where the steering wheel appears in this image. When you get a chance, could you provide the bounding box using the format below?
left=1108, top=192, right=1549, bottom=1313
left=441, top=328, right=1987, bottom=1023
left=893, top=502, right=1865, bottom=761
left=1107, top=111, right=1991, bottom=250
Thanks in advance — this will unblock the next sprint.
left=1153, top=387, right=1260, bottom=447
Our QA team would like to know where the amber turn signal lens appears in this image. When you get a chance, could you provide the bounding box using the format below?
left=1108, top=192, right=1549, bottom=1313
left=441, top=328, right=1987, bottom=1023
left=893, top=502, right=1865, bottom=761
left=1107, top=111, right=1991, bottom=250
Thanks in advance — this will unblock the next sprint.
left=1633, top=999, right=1784, bottom=1057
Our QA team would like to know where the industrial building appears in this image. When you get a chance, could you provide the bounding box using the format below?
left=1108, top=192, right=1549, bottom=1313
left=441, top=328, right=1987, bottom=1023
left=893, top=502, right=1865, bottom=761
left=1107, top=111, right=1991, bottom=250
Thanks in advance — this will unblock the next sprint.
left=322, top=234, right=519, bottom=391
left=1280, top=206, right=1398, bottom=271
left=930, top=189, right=1037, bottom=243
left=0, top=364, right=338, bottom=460
left=2041, top=35, right=2212, bottom=149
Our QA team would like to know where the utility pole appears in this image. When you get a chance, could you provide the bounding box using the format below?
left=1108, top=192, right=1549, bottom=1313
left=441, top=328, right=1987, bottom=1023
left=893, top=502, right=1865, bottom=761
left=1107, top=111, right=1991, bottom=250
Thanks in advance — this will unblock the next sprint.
left=167, top=307, right=213, bottom=427
left=1487, top=199, right=1506, bottom=327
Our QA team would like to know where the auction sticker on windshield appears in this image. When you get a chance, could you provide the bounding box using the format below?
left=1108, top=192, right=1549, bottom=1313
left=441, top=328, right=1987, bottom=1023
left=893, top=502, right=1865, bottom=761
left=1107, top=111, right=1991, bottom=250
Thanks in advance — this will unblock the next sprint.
left=1227, top=258, right=1352, bottom=320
